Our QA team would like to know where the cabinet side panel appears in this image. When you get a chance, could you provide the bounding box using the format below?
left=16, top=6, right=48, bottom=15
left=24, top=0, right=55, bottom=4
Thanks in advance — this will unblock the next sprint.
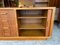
left=46, top=10, right=52, bottom=36
left=49, top=8, right=56, bottom=36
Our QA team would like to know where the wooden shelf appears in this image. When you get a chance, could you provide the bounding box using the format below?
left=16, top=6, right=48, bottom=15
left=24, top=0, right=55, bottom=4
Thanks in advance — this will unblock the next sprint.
left=18, top=16, right=47, bottom=19
left=20, top=30, right=45, bottom=36
left=19, top=24, right=46, bottom=29
left=17, top=15, right=47, bottom=19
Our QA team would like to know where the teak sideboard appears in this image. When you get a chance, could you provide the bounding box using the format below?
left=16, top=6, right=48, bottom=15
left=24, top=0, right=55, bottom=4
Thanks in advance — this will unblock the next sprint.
left=0, top=7, right=56, bottom=40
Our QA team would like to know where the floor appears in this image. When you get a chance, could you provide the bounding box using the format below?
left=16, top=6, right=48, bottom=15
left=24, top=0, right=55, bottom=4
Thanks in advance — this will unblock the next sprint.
left=0, top=24, right=60, bottom=45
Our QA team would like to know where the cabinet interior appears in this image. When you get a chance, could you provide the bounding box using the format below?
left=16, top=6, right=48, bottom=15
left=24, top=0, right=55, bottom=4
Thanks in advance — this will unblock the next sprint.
left=16, top=10, right=48, bottom=17
left=18, top=19, right=46, bottom=29
left=16, top=9, right=48, bottom=37
left=19, top=29, right=45, bottom=36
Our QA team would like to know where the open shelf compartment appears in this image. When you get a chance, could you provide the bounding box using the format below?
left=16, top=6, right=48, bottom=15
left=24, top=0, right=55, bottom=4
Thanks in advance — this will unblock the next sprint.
left=18, top=18, right=46, bottom=29
left=19, top=29, right=46, bottom=37
left=16, top=9, right=48, bottom=18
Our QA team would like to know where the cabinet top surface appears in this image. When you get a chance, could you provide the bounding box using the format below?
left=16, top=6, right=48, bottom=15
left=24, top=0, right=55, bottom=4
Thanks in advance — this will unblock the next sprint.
left=0, top=7, right=56, bottom=10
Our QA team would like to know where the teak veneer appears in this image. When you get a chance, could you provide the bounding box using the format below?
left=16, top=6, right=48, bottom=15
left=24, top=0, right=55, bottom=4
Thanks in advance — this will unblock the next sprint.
left=0, top=7, right=56, bottom=40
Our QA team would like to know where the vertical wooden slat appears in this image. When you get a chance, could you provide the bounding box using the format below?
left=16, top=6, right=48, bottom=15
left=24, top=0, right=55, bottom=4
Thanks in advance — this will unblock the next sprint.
left=14, top=9, right=19, bottom=36
left=0, top=15, right=3, bottom=37
left=0, top=10, right=5, bottom=37
left=49, top=8, right=56, bottom=36
left=46, top=10, right=52, bottom=36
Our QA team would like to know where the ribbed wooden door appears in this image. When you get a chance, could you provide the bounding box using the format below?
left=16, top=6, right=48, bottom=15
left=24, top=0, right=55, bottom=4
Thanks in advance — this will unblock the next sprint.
left=0, top=9, right=18, bottom=37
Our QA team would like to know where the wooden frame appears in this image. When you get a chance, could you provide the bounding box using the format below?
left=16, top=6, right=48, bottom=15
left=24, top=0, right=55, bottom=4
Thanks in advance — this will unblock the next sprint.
left=0, top=7, right=56, bottom=40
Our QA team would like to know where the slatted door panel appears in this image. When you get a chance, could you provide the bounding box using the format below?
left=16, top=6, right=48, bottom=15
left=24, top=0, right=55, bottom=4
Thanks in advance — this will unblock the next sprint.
left=1, top=9, right=11, bottom=37
left=0, top=9, right=18, bottom=37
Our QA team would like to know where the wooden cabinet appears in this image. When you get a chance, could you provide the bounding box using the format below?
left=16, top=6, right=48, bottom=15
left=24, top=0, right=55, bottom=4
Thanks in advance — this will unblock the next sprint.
left=0, top=7, right=56, bottom=40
